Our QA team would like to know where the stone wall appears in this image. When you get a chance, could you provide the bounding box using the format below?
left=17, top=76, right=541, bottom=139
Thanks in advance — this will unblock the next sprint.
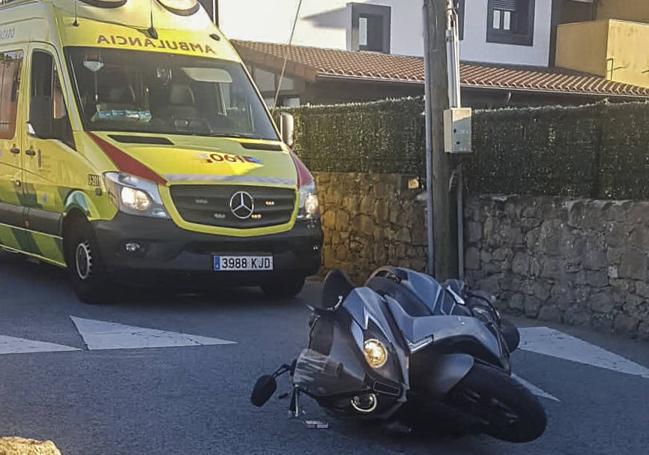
left=315, top=172, right=427, bottom=283
left=315, top=172, right=649, bottom=340
left=464, top=195, right=649, bottom=340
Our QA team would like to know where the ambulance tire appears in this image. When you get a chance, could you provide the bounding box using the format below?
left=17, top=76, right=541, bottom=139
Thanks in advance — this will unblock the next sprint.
left=261, top=277, right=306, bottom=299
left=64, top=218, right=113, bottom=305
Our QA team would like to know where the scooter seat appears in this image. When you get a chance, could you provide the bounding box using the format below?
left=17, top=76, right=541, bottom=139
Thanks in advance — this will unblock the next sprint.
left=366, top=276, right=432, bottom=318
left=319, top=269, right=356, bottom=311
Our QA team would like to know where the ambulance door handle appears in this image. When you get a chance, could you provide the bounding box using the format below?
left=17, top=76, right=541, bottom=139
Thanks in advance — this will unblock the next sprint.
left=9, top=146, right=20, bottom=155
left=25, top=148, right=36, bottom=157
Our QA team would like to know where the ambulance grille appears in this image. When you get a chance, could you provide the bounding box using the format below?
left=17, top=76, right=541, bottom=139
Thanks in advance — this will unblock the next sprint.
left=170, top=185, right=296, bottom=229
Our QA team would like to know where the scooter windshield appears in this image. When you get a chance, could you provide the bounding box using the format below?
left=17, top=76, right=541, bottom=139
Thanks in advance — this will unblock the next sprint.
left=294, top=317, right=368, bottom=398
left=295, top=289, right=408, bottom=400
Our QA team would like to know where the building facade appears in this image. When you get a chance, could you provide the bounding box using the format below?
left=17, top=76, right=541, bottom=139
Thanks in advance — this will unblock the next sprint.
left=198, top=0, right=649, bottom=106
left=556, top=0, right=649, bottom=88
left=216, top=0, right=425, bottom=57
left=207, top=0, right=573, bottom=67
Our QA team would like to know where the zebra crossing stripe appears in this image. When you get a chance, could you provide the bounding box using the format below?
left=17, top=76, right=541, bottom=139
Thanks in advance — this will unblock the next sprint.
left=71, top=317, right=237, bottom=351
left=0, top=335, right=79, bottom=355
left=520, top=327, right=649, bottom=379
left=512, top=374, right=560, bottom=402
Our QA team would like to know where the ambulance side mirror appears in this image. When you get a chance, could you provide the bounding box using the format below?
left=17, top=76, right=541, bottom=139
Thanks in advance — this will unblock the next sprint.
left=279, top=113, right=295, bottom=148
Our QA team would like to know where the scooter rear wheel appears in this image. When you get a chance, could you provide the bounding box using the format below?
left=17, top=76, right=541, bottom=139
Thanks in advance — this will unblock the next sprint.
left=446, top=363, right=547, bottom=442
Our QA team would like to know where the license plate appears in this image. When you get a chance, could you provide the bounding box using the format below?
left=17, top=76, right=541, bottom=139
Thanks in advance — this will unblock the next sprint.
left=213, top=256, right=273, bottom=272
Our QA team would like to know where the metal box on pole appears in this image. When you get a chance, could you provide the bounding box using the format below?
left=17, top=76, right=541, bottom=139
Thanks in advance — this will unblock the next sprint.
left=444, top=107, right=472, bottom=154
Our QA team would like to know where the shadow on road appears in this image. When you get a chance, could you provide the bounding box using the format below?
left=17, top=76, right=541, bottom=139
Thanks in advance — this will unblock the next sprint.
left=1, top=253, right=312, bottom=310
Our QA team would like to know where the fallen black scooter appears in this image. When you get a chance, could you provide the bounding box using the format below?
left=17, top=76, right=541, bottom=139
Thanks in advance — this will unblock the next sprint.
left=252, top=267, right=546, bottom=443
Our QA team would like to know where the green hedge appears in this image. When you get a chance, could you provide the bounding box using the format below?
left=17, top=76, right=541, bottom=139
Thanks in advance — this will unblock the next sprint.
left=468, top=105, right=601, bottom=197
left=598, top=103, right=649, bottom=200
left=290, top=98, right=425, bottom=174
left=289, top=98, right=649, bottom=200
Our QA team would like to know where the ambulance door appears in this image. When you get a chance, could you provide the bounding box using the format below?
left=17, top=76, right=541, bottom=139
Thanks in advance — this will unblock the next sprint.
left=21, top=45, right=75, bottom=263
left=0, top=48, right=26, bottom=252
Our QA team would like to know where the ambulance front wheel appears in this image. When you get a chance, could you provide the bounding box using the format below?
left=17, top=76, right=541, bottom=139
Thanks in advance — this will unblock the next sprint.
left=64, top=217, right=114, bottom=305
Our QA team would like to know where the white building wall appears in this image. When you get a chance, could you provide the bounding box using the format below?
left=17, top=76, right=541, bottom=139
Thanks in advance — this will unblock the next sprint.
left=218, top=0, right=552, bottom=66
left=218, top=0, right=425, bottom=56
left=461, top=0, right=553, bottom=66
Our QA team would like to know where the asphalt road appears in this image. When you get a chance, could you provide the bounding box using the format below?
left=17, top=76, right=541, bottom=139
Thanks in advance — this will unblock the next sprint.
left=1, top=254, right=648, bottom=455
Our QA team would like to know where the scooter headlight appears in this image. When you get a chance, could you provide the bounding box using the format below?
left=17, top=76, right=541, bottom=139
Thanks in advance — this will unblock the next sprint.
left=363, top=339, right=388, bottom=369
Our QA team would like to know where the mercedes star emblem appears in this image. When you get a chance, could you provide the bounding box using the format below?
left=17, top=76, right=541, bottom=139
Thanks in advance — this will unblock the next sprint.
left=229, top=191, right=255, bottom=220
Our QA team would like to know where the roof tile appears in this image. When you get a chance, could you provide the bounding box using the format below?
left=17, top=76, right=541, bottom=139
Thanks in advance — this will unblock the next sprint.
left=233, top=40, right=649, bottom=98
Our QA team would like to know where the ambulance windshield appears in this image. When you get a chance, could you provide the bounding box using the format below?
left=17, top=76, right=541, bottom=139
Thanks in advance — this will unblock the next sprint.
left=66, top=48, right=278, bottom=141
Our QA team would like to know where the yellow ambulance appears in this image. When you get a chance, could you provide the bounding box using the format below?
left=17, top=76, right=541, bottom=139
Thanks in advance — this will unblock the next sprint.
left=0, top=0, right=322, bottom=303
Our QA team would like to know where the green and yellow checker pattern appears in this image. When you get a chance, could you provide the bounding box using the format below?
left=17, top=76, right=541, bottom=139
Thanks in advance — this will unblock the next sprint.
left=0, top=224, right=65, bottom=266
left=0, top=182, right=66, bottom=267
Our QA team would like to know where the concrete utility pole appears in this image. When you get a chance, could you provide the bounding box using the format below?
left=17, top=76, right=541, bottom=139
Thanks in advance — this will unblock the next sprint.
left=423, top=0, right=459, bottom=280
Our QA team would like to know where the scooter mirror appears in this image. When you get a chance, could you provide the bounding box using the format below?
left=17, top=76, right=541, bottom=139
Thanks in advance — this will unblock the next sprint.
left=251, top=375, right=278, bottom=407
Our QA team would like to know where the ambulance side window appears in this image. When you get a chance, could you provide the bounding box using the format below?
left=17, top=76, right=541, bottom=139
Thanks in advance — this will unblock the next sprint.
left=29, top=51, right=75, bottom=149
left=0, top=50, right=23, bottom=140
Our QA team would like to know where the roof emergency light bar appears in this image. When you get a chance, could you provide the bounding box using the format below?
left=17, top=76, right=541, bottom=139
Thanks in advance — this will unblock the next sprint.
left=157, top=0, right=199, bottom=16
left=79, top=0, right=199, bottom=15
left=79, top=0, right=127, bottom=8
left=0, top=0, right=200, bottom=16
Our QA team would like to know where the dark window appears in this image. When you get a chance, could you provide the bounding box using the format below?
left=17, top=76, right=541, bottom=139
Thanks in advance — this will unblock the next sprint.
left=351, top=4, right=391, bottom=53
left=0, top=50, right=23, bottom=140
left=487, top=0, right=535, bottom=46
left=30, top=51, right=74, bottom=148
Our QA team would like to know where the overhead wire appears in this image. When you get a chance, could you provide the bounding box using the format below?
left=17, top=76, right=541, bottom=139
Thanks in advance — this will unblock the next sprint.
left=274, top=0, right=304, bottom=108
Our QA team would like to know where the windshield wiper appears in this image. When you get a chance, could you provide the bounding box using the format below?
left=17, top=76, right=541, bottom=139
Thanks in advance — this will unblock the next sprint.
left=208, top=133, right=269, bottom=141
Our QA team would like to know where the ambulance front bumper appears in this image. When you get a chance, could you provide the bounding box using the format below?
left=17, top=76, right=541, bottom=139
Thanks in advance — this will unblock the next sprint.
left=92, top=214, right=323, bottom=282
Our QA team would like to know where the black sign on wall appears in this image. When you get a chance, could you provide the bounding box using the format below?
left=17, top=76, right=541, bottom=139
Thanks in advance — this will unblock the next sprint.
left=198, top=0, right=218, bottom=24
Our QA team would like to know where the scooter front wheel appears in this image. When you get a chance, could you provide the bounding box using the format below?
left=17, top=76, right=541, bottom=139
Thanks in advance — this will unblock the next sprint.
left=446, top=363, right=547, bottom=442
left=501, top=319, right=521, bottom=353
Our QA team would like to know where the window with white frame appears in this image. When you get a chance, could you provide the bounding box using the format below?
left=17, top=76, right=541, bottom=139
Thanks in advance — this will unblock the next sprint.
left=487, top=0, right=535, bottom=46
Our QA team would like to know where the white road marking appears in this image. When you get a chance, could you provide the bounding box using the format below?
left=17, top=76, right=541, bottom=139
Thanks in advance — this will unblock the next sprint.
left=71, top=317, right=237, bottom=351
left=520, top=327, right=649, bottom=379
left=512, top=374, right=560, bottom=402
left=0, top=335, right=79, bottom=355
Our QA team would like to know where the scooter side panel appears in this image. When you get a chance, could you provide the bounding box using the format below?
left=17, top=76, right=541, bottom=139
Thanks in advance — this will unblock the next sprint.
left=386, top=298, right=503, bottom=360
left=414, top=316, right=501, bottom=357
left=425, top=353, right=475, bottom=398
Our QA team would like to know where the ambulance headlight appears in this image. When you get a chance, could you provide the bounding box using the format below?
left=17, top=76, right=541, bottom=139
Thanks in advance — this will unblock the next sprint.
left=120, top=187, right=151, bottom=212
left=104, top=172, right=169, bottom=218
left=298, top=182, right=320, bottom=220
